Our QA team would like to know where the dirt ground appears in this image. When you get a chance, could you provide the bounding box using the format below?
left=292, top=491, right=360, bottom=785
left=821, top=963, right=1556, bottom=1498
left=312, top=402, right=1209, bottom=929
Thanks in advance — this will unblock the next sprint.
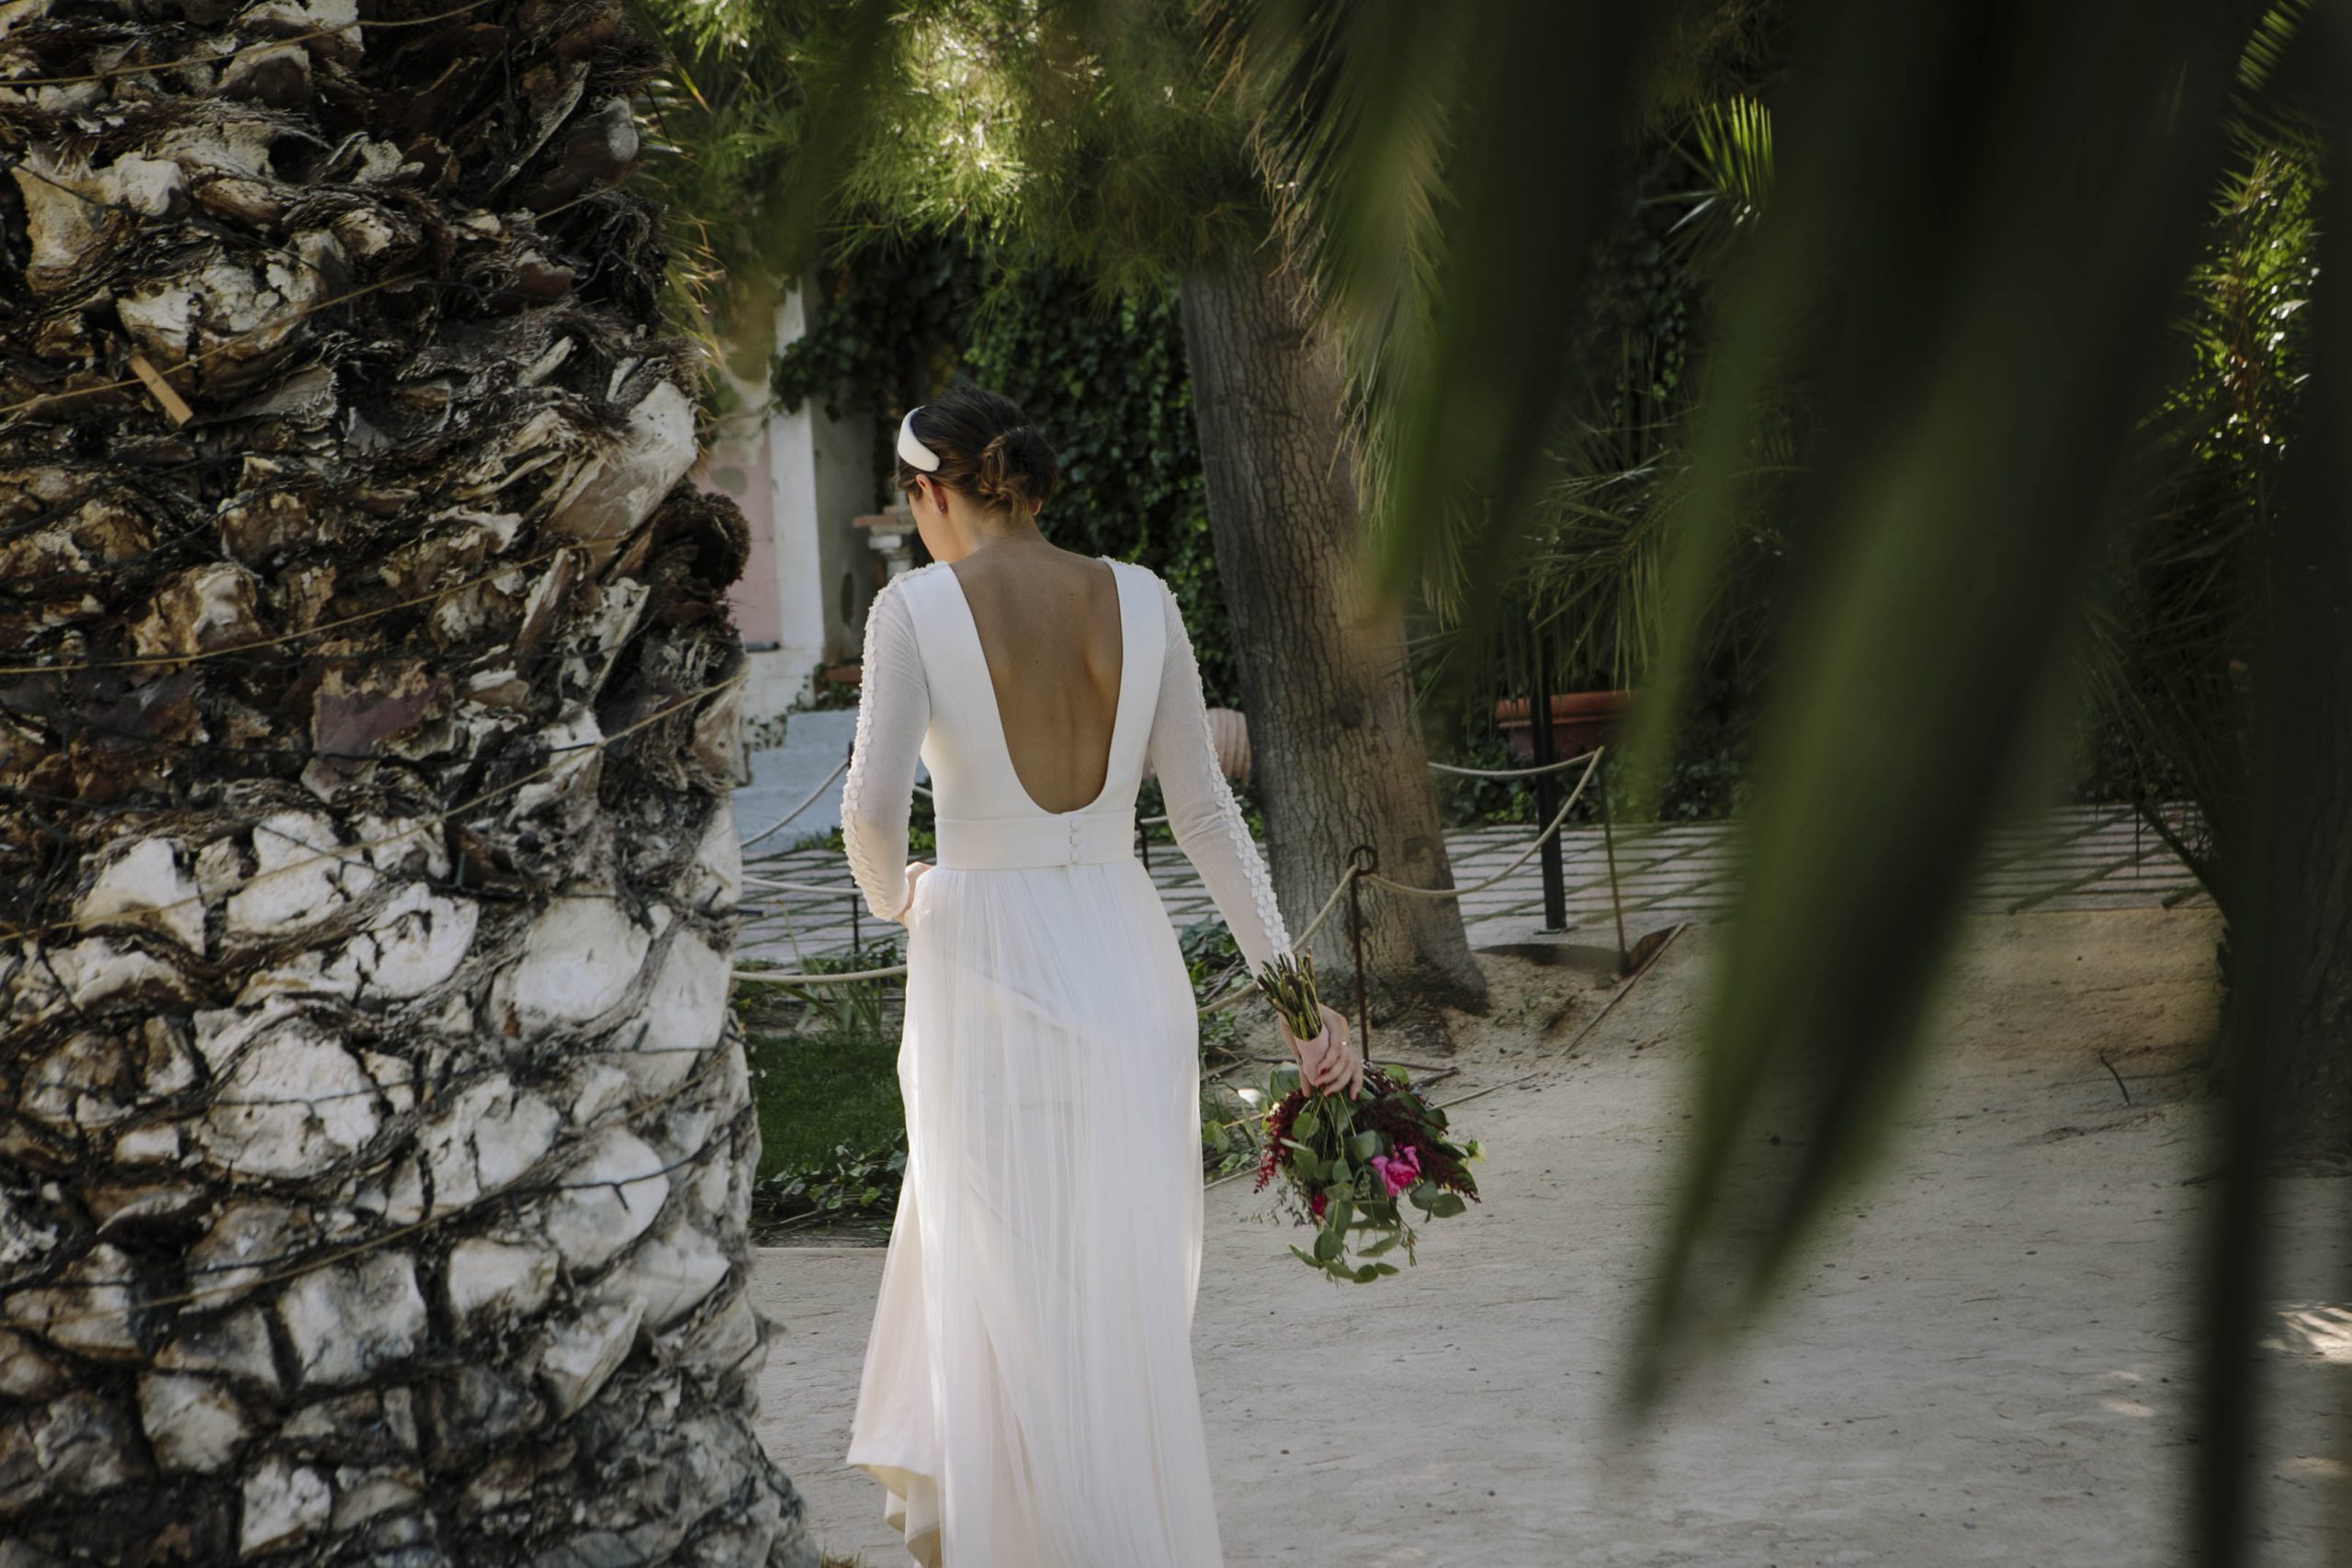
left=752, top=909, right=2351, bottom=1566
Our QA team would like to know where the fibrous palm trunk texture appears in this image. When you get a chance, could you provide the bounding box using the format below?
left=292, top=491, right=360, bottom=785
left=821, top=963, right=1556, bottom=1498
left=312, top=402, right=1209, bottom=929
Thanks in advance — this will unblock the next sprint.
left=0, top=1, right=816, bottom=1562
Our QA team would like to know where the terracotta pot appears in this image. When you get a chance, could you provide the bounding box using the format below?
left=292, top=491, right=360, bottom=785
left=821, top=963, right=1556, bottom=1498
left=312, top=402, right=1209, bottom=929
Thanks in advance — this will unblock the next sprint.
left=1493, top=688, right=1637, bottom=762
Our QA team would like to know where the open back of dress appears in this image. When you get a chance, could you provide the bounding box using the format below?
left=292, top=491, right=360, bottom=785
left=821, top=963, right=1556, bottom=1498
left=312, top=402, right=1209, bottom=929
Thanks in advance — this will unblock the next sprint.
left=947, top=554, right=1125, bottom=815
left=839, top=556, right=1294, bottom=1568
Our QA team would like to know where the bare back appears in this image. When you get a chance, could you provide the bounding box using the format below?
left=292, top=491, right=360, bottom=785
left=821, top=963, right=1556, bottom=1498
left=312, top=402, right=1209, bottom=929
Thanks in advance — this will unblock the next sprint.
left=946, top=544, right=1125, bottom=815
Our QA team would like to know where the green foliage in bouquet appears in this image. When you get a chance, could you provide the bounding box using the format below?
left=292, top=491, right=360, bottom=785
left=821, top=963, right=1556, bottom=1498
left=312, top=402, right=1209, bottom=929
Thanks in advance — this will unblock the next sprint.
left=1253, top=1063, right=1483, bottom=1284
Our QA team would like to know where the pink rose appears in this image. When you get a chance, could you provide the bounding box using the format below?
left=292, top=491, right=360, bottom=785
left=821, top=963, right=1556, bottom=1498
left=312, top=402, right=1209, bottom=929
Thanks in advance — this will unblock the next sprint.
left=1369, top=1145, right=1421, bottom=1198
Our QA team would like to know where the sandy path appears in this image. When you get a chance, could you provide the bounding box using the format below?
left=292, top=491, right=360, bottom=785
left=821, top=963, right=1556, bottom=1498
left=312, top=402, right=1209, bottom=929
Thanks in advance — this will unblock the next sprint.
left=753, top=910, right=2349, bottom=1565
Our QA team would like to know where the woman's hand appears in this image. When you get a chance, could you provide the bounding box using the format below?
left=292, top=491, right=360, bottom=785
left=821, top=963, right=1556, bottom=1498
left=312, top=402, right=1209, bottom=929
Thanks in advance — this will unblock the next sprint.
left=1281, top=1001, right=1363, bottom=1099
left=894, top=861, right=932, bottom=924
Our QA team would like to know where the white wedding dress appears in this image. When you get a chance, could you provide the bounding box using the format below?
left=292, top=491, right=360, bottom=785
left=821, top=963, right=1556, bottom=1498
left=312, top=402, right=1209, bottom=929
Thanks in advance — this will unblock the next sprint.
left=838, top=555, right=1292, bottom=1568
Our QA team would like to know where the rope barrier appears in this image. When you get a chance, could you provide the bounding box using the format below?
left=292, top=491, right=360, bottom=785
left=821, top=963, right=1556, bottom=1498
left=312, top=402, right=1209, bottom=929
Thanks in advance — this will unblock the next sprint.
left=732, top=749, right=1609, bottom=995
left=738, top=756, right=850, bottom=852
left=741, top=875, right=863, bottom=897
left=734, top=964, right=906, bottom=985
left=784, top=748, right=1594, bottom=855
left=1362, top=749, right=1604, bottom=901
left=1425, top=749, right=1601, bottom=780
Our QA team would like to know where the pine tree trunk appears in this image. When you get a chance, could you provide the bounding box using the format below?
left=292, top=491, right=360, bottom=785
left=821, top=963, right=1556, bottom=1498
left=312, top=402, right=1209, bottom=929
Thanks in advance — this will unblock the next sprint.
left=0, top=3, right=814, bottom=1562
left=1178, top=257, right=1488, bottom=1029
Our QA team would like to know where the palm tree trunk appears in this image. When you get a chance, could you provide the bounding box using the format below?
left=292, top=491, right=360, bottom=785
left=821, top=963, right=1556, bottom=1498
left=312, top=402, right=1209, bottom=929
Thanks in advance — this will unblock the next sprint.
left=1178, top=256, right=1488, bottom=1027
left=0, top=2, right=814, bottom=1562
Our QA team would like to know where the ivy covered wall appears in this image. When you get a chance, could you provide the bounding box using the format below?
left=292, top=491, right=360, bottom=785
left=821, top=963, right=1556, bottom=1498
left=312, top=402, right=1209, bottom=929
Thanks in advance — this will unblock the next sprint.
left=772, top=234, right=1238, bottom=705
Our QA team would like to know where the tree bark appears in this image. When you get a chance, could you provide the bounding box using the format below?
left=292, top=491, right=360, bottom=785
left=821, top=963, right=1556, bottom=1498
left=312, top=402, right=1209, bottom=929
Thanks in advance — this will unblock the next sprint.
left=0, top=3, right=814, bottom=1562
left=1178, top=257, right=1488, bottom=1028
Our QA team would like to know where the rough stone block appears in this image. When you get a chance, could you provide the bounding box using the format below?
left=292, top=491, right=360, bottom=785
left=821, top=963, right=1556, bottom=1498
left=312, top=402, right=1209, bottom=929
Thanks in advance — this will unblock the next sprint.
left=0, top=1333, right=67, bottom=1402
left=419, top=1076, right=559, bottom=1214
left=493, top=897, right=650, bottom=1038
left=32, top=1390, right=149, bottom=1497
left=8, top=1243, right=141, bottom=1360
left=445, top=1237, right=558, bottom=1327
left=155, top=1307, right=281, bottom=1391
left=541, top=1129, right=669, bottom=1272
left=329, top=1465, right=423, bottom=1533
left=593, top=1219, right=727, bottom=1331
left=616, top=931, right=729, bottom=1094
left=198, top=1022, right=380, bottom=1179
left=534, top=1300, right=643, bottom=1419
left=240, top=1454, right=332, bottom=1556
left=347, top=884, right=478, bottom=1000
left=277, top=1251, right=425, bottom=1386
left=138, top=1372, right=250, bottom=1473
left=225, top=811, right=371, bottom=935
left=74, top=837, right=205, bottom=952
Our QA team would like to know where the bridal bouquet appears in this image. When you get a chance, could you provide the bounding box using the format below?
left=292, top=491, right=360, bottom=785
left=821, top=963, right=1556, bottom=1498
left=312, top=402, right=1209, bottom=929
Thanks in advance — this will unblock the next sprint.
left=1251, top=954, right=1483, bottom=1283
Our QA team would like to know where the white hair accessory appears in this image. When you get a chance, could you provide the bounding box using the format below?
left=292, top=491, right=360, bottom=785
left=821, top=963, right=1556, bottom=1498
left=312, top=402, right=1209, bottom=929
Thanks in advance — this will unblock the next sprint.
left=898, top=407, right=942, bottom=473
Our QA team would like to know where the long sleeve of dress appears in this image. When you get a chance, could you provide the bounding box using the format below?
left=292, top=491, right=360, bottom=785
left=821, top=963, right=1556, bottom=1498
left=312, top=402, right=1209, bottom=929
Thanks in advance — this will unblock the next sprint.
left=1145, top=578, right=1294, bottom=974
left=842, top=576, right=931, bottom=924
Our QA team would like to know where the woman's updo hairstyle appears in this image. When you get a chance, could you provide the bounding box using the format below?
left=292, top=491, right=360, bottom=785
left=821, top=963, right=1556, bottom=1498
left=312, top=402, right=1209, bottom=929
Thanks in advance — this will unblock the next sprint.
left=896, top=385, right=1059, bottom=514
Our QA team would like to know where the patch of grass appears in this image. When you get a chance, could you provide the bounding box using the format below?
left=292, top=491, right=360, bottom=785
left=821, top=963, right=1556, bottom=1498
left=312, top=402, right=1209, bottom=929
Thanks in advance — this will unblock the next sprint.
left=747, top=1025, right=905, bottom=1184
left=736, top=941, right=908, bottom=1190
left=734, top=919, right=1279, bottom=1227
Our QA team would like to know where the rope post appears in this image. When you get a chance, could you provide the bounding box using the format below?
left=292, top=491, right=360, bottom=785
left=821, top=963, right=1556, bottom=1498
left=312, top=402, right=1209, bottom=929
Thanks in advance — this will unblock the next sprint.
left=1526, top=623, right=1567, bottom=933
left=1347, top=843, right=1376, bottom=1055
left=1599, top=750, right=1630, bottom=970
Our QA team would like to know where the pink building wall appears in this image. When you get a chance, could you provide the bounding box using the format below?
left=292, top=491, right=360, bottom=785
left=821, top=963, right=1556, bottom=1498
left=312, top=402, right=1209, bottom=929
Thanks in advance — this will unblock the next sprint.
left=696, top=423, right=782, bottom=648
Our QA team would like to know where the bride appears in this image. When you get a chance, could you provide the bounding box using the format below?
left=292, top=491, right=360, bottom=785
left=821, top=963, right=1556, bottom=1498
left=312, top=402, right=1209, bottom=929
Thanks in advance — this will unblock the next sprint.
left=839, top=386, right=1360, bottom=1567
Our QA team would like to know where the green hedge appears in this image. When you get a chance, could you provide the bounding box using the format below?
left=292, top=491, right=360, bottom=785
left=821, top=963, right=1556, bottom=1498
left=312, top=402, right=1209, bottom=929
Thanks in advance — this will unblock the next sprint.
left=774, top=234, right=1238, bottom=706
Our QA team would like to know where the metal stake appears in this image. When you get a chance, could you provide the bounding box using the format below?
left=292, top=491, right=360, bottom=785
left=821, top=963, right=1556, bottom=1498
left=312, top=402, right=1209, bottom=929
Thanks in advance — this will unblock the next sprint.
left=1528, top=623, right=1567, bottom=932
left=1347, top=843, right=1376, bottom=1055
left=1600, top=753, right=1630, bottom=970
